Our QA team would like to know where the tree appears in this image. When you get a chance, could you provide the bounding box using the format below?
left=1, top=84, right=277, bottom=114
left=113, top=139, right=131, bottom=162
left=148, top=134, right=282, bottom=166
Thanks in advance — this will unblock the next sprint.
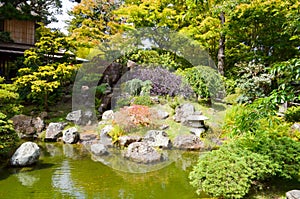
left=0, top=0, right=63, bottom=24
left=67, top=0, right=122, bottom=48
left=225, top=0, right=300, bottom=73
left=14, top=25, right=78, bottom=110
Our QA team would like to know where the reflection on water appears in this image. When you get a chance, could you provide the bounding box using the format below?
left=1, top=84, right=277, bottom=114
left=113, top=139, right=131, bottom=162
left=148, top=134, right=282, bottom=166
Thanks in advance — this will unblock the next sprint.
left=15, top=172, right=39, bottom=187
left=0, top=143, right=201, bottom=199
left=52, top=160, right=85, bottom=198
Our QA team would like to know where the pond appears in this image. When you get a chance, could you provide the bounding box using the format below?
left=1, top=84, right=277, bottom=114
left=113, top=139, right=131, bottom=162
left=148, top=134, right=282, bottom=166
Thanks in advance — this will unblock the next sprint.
left=0, top=143, right=208, bottom=199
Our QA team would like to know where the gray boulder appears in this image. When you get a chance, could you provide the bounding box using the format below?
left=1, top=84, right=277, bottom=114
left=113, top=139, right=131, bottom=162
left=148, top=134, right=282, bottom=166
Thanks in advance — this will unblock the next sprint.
left=10, top=142, right=40, bottom=166
left=80, top=133, right=98, bottom=145
left=62, top=127, right=80, bottom=144
left=173, top=134, right=204, bottom=150
left=45, top=122, right=66, bottom=141
left=99, top=125, right=113, bottom=147
left=118, top=135, right=142, bottom=147
left=291, top=123, right=300, bottom=132
left=66, top=110, right=95, bottom=125
left=91, top=143, right=109, bottom=156
left=11, top=115, right=45, bottom=138
left=102, top=110, right=114, bottom=121
left=286, top=190, right=300, bottom=199
left=144, top=130, right=172, bottom=149
left=123, top=142, right=164, bottom=164
left=156, top=109, right=169, bottom=120
left=66, top=110, right=81, bottom=124
left=174, top=103, right=195, bottom=124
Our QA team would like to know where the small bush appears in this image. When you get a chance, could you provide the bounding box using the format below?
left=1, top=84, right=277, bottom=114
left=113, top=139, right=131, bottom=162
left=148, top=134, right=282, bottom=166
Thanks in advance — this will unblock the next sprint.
left=285, top=106, right=300, bottom=122
left=114, top=105, right=158, bottom=133
left=132, top=95, right=154, bottom=106
left=0, top=112, right=19, bottom=156
left=108, top=124, right=125, bottom=145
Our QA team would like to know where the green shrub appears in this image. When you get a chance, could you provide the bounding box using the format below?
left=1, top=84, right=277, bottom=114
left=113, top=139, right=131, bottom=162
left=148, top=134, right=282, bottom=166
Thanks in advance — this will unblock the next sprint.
left=132, top=95, right=153, bottom=106
left=108, top=124, right=125, bottom=145
left=0, top=112, right=19, bottom=156
left=285, top=106, right=300, bottom=122
left=0, top=77, right=22, bottom=117
left=190, top=134, right=300, bottom=198
left=189, top=143, right=274, bottom=199
left=123, top=79, right=152, bottom=96
left=222, top=97, right=277, bottom=137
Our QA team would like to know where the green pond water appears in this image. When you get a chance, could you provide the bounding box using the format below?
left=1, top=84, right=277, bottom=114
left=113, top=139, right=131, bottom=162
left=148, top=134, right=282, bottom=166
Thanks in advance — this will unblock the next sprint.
left=0, top=143, right=207, bottom=199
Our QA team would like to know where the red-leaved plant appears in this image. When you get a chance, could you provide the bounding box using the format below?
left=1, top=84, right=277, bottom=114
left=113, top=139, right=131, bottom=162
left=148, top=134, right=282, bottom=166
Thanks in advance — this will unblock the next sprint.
left=114, top=105, right=159, bottom=133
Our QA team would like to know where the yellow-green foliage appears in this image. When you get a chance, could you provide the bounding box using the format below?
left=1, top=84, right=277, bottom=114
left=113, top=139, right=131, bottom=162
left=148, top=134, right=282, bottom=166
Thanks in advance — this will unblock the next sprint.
left=108, top=124, right=125, bottom=145
left=0, top=112, right=19, bottom=156
left=0, top=77, right=22, bottom=117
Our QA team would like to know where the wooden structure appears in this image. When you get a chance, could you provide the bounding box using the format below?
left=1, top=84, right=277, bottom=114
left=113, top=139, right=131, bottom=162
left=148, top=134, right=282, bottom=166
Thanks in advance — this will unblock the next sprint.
left=0, top=19, right=35, bottom=79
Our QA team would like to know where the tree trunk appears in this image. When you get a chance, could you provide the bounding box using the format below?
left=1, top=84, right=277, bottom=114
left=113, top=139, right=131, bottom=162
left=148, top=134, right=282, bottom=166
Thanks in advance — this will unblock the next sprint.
left=218, top=11, right=225, bottom=76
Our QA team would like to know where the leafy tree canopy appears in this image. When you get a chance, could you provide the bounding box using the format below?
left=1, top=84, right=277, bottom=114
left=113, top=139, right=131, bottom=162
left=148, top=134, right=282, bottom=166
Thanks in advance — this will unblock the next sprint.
left=0, top=0, right=62, bottom=24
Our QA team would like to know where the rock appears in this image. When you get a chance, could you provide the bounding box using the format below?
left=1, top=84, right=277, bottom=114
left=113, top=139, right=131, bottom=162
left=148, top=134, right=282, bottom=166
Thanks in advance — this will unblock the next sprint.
left=66, top=110, right=95, bottom=125
left=62, top=127, right=80, bottom=144
left=99, top=125, right=113, bottom=147
left=156, top=109, right=169, bottom=120
left=118, top=135, right=142, bottom=147
left=80, top=133, right=98, bottom=145
left=159, top=124, right=169, bottom=130
left=291, top=123, right=300, bottom=132
left=90, top=143, right=109, bottom=156
left=45, top=122, right=66, bottom=141
left=189, top=128, right=206, bottom=137
left=123, top=142, right=164, bottom=164
left=174, top=103, right=195, bottom=124
left=102, top=110, right=114, bottom=121
left=286, top=190, right=300, bottom=199
left=144, top=130, right=172, bottom=149
left=173, top=134, right=204, bottom=150
left=66, top=110, right=81, bottom=124
left=10, top=142, right=40, bottom=166
left=10, top=114, right=45, bottom=138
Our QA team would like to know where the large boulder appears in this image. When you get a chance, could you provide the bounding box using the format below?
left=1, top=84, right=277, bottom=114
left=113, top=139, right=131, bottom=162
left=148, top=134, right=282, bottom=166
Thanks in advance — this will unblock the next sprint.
left=174, top=103, right=195, bottom=124
left=144, top=130, right=172, bottom=149
left=123, top=142, right=165, bottom=164
left=10, top=142, right=40, bottom=166
left=10, top=115, right=45, bottom=138
left=45, top=122, right=66, bottom=141
left=66, top=110, right=95, bottom=125
left=90, top=143, right=109, bottom=156
left=173, top=134, right=204, bottom=150
left=286, top=190, right=300, bottom=199
left=62, top=127, right=80, bottom=144
left=102, top=110, right=114, bottom=121
left=118, top=135, right=143, bottom=147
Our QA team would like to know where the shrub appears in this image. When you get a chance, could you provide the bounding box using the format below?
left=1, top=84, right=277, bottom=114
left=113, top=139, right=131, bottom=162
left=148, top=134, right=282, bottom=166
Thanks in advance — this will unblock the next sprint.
left=235, top=62, right=272, bottom=103
left=189, top=143, right=274, bottom=199
left=0, top=112, right=19, bottom=156
left=0, top=77, right=22, bottom=117
left=222, top=97, right=277, bottom=137
left=123, top=79, right=152, bottom=96
left=114, top=105, right=158, bottom=133
left=108, top=124, right=125, bottom=145
left=190, top=134, right=300, bottom=198
left=176, top=65, right=225, bottom=100
left=285, top=106, right=300, bottom=122
left=126, top=67, right=193, bottom=97
left=132, top=95, right=154, bottom=106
